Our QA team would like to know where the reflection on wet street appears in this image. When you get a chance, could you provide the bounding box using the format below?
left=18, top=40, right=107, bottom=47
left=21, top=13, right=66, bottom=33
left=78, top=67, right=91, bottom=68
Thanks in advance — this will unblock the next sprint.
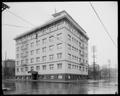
left=3, top=79, right=118, bottom=94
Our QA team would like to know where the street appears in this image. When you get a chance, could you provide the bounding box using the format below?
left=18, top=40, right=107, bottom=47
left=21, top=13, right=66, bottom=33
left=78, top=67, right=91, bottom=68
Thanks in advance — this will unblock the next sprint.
left=3, top=79, right=118, bottom=94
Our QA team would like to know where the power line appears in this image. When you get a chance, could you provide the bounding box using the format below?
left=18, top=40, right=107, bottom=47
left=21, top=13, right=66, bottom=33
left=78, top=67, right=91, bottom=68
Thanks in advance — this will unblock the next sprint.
left=6, top=9, right=35, bottom=27
left=3, top=24, right=32, bottom=28
left=89, top=2, right=117, bottom=47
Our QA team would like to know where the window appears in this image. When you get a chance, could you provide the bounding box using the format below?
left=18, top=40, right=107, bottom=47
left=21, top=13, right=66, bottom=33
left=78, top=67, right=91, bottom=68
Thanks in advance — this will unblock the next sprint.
left=79, top=58, right=81, bottom=63
left=68, top=53, right=71, bottom=60
left=68, top=34, right=71, bottom=41
left=31, top=66, right=34, bottom=71
left=74, top=47, right=77, bottom=52
left=79, top=50, right=81, bottom=55
left=36, top=33, right=38, bottom=39
left=16, top=54, right=19, bottom=58
left=86, top=68, right=88, bottom=72
left=42, top=38, right=47, bottom=44
left=79, top=66, right=81, bottom=70
left=49, top=45, right=54, bottom=51
left=42, top=47, right=46, bottom=52
left=36, top=40, right=40, bottom=46
left=17, top=47, right=19, bottom=51
left=49, top=54, right=54, bottom=60
left=68, top=44, right=71, bottom=50
left=17, top=68, right=19, bottom=72
left=17, top=61, right=19, bottom=65
left=42, top=65, right=46, bottom=70
left=57, top=63, right=62, bottom=69
left=57, top=33, right=62, bottom=40
left=72, top=37, right=74, bottom=43
left=21, top=67, right=23, bottom=72
left=20, top=53, right=23, bottom=58
left=76, top=65, right=78, bottom=70
left=26, top=59, right=28, bottom=64
left=21, top=60, right=24, bottom=65
left=43, top=28, right=47, bottom=34
left=76, top=40, right=78, bottom=45
left=83, top=66, right=84, bottom=71
left=72, top=46, right=74, bottom=51
left=31, top=50, right=34, bottom=55
left=36, top=66, right=40, bottom=70
left=36, top=49, right=40, bottom=54
left=74, top=65, right=77, bottom=69
left=83, top=59, right=84, bottom=63
left=57, top=43, right=62, bottom=49
left=26, top=44, right=29, bottom=48
left=31, top=35, right=34, bottom=40
left=49, top=64, right=54, bottom=70
left=79, top=42, right=81, bottom=47
left=21, top=45, right=24, bottom=50
left=42, top=56, right=46, bottom=61
left=36, top=57, right=40, bottom=62
left=25, top=67, right=28, bottom=71
left=49, top=36, right=54, bottom=42
left=76, top=57, right=78, bottom=62
left=57, top=53, right=62, bottom=59
left=31, top=42, right=34, bottom=47
left=68, top=64, right=71, bottom=69
left=31, top=58, right=34, bottom=63
left=72, top=55, right=74, bottom=60
left=26, top=51, right=28, bottom=56
left=76, top=48, right=78, bottom=52
left=75, top=56, right=78, bottom=61
left=72, top=65, right=74, bottom=69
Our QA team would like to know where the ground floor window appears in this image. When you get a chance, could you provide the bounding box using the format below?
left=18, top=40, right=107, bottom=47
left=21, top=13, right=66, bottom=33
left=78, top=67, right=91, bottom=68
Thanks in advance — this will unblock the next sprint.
left=50, top=75, right=54, bottom=79
left=58, top=75, right=62, bottom=79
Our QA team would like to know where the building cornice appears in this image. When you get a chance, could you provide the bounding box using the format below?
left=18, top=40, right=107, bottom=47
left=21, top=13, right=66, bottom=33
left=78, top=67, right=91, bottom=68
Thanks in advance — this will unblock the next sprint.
left=14, top=10, right=89, bottom=40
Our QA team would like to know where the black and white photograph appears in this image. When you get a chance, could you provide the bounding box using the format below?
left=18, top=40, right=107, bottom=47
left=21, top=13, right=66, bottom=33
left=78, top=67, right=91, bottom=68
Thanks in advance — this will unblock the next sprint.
left=2, top=1, right=118, bottom=94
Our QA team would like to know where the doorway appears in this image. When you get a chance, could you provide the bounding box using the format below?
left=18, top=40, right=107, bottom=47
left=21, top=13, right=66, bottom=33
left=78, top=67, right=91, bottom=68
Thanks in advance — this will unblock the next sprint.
left=31, top=73, right=38, bottom=80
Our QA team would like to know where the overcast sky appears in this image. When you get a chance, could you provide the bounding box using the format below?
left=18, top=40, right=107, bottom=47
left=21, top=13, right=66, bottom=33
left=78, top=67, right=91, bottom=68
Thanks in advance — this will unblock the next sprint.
left=2, top=2, right=118, bottom=68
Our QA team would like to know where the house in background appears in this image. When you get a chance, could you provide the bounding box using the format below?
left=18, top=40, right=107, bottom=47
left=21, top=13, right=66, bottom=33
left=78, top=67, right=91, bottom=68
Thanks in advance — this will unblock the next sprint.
left=2, top=59, right=15, bottom=79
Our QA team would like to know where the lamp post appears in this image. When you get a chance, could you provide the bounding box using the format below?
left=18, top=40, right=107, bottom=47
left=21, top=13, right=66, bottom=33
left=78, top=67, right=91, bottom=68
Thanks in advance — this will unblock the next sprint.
left=92, top=45, right=96, bottom=80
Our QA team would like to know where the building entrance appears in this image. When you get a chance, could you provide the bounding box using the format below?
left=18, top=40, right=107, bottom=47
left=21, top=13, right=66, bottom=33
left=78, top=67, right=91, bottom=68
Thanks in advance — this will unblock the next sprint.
left=28, top=71, right=38, bottom=80
left=31, top=73, right=38, bottom=80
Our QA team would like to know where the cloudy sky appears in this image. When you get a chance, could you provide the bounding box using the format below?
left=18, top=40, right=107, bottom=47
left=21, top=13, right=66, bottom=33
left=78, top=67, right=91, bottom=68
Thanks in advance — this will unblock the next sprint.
left=2, top=2, right=118, bottom=68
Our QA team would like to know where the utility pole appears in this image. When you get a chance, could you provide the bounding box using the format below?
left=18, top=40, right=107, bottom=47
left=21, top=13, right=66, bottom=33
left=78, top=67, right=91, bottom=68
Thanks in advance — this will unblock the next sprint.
left=92, top=45, right=96, bottom=80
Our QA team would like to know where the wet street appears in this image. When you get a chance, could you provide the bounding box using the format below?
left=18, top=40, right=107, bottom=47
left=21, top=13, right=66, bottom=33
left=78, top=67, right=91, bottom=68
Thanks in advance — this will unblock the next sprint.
left=2, top=79, right=118, bottom=94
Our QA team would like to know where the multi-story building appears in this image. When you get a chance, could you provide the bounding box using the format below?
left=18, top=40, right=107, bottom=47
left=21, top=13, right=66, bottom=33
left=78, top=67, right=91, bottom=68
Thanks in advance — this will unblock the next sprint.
left=2, top=59, right=15, bottom=79
left=14, top=10, right=89, bottom=80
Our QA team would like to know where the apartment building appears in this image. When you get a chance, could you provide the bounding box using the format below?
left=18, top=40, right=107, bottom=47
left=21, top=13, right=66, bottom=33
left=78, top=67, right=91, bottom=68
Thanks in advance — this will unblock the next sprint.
left=14, top=10, right=89, bottom=80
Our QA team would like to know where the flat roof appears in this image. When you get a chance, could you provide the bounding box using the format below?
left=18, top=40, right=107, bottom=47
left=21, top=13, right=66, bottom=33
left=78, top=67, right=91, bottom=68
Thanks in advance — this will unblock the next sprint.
left=14, top=10, right=89, bottom=40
